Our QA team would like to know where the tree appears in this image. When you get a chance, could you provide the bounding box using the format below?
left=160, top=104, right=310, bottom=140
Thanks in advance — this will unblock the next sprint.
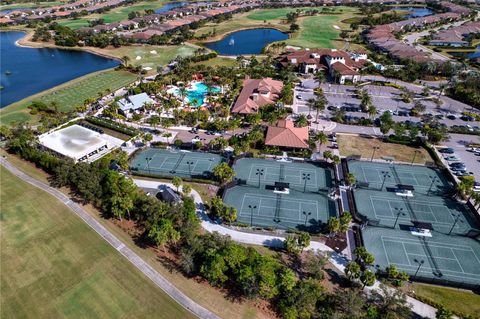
left=354, top=247, right=375, bottom=266
left=327, top=217, right=340, bottom=236
left=345, top=261, right=361, bottom=280
left=182, top=184, right=192, bottom=196
left=295, top=114, right=309, bottom=127
left=284, top=232, right=310, bottom=255
left=314, top=132, right=328, bottom=152
left=436, top=305, right=454, bottom=319
left=212, top=162, right=235, bottom=185
left=221, top=206, right=237, bottom=225
left=346, top=173, right=356, bottom=186
left=370, top=284, right=412, bottom=319
left=360, top=269, right=376, bottom=288
left=359, top=89, right=372, bottom=112
left=323, top=150, right=333, bottom=160
left=148, top=219, right=180, bottom=252
left=339, top=212, right=352, bottom=233
left=102, top=171, right=136, bottom=220
left=302, top=251, right=328, bottom=280
left=172, top=176, right=182, bottom=192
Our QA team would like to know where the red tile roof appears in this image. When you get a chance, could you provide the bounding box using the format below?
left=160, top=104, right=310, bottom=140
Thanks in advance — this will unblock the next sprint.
left=265, top=120, right=309, bottom=149
left=232, top=77, right=283, bottom=114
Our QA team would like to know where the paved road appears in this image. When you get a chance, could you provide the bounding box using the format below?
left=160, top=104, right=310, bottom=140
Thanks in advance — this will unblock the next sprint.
left=134, top=179, right=437, bottom=319
left=0, top=158, right=221, bottom=319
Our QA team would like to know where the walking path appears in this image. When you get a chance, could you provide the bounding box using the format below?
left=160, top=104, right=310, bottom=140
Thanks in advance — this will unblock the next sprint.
left=0, top=156, right=437, bottom=319
left=0, top=158, right=221, bottom=319
left=134, top=179, right=438, bottom=319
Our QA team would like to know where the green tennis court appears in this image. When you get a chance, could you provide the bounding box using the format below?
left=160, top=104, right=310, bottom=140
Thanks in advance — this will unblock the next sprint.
left=233, top=158, right=335, bottom=192
left=354, top=189, right=478, bottom=235
left=130, top=148, right=224, bottom=178
left=363, top=227, right=480, bottom=287
left=223, top=185, right=338, bottom=230
left=348, top=161, right=450, bottom=195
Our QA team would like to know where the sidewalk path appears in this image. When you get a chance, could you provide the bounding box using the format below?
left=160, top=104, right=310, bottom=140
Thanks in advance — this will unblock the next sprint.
left=0, top=158, right=221, bottom=319
left=134, top=179, right=438, bottom=319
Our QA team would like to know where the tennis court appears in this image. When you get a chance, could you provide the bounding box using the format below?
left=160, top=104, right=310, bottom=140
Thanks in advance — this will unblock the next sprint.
left=354, top=189, right=478, bottom=235
left=223, top=185, right=338, bottom=230
left=363, top=227, right=480, bottom=287
left=348, top=161, right=450, bottom=195
left=233, top=158, right=335, bottom=192
left=130, top=148, right=224, bottom=178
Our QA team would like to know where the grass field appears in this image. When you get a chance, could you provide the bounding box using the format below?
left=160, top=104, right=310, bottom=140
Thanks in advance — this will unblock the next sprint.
left=196, top=6, right=358, bottom=50
left=1, top=152, right=272, bottom=319
left=92, top=44, right=196, bottom=72
left=58, top=0, right=170, bottom=29
left=0, top=1, right=65, bottom=11
left=410, top=283, right=480, bottom=318
left=0, top=167, right=195, bottom=319
left=337, top=134, right=431, bottom=164
left=0, top=69, right=136, bottom=125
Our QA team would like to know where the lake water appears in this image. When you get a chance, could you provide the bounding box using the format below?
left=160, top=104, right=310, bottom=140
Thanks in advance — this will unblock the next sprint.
left=205, top=28, right=288, bottom=56
left=155, top=2, right=187, bottom=13
left=0, top=8, right=31, bottom=14
left=0, top=31, right=119, bottom=107
left=391, top=7, right=433, bottom=18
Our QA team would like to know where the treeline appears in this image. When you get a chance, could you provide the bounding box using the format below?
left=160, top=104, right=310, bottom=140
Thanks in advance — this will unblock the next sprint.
left=2, top=126, right=416, bottom=319
left=447, top=72, right=480, bottom=109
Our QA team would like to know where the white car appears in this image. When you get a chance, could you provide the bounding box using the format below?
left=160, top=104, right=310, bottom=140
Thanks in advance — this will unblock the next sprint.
left=296, top=94, right=303, bottom=100
left=466, top=147, right=479, bottom=152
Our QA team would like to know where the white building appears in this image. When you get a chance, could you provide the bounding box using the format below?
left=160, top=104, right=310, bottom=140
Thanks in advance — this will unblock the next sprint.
left=39, top=125, right=111, bottom=163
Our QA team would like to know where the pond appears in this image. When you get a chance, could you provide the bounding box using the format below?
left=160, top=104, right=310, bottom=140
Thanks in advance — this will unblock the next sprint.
left=155, top=1, right=187, bottom=14
left=204, top=28, right=288, bottom=56
left=391, top=6, right=433, bottom=18
left=0, top=31, right=119, bottom=107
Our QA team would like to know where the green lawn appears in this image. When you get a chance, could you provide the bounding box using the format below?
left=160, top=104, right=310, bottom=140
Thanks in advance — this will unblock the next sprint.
left=0, top=69, right=136, bottom=125
left=286, top=15, right=342, bottom=48
left=411, top=283, right=480, bottom=318
left=0, top=167, right=195, bottom=319
left=0, top=1, right=64, bottom=11
left=93, top=44, right=196, bottom=72
left=247, top=6, right=352, bottom=21
left=196, top=6, right=358, bottom=50
left=59, top=0, right=170, bottom=29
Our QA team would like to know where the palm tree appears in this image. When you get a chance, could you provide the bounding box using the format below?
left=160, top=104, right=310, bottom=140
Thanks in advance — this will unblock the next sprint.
left=368, top=105, right=377, bottom=119
left=315, top=71, right=326, bottom=85
left=315, top=132, right=328, bottom=152
left=306, top=98, right=316, bottom=119
left=121, top=55, right=130, bottom=67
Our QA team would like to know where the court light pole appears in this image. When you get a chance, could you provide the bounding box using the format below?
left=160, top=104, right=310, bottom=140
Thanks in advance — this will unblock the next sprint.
left=427, top=176, right=438, bottom=195
left=145, top=157, right=153, bottom=175
left=187, top=161, right=194, bottom=177
left=448, top=213, right=463, bottom=235
left=411, top=150, right=420, bottom=165
left=256, top=168, right=264, bottom=188
left=380, top=171, right=391, bottom=191
left=248, top=204, right=257, bottom=227
left=393, top=207, right=405, bottom=229
left=371, top=146, right=380, bottom=162
left=302, top=173, right=311, bottom=193
left=413, top=259, right=425, bottom=280
left=302, top=211, right=312, bottom=226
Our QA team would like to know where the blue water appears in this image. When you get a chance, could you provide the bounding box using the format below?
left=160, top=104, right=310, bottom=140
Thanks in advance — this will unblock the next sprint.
left=155, top=2, right=187, bottom=14
left=0, top=7, right=31, bottom=14
left=468, top=46, right=480, bottom=59
left=391, top=7, right=433, bottom=18
left=174, top=82, right=221, bottom=106
left=205, top=28, right=288, bottom=56
left=0, top=31, right=119, bottom=107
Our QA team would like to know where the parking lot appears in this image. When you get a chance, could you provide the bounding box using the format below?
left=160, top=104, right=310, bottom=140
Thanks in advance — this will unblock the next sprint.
left=294, top=80, right=479, bottom=131
left=440, top=134, right=480, bottom=181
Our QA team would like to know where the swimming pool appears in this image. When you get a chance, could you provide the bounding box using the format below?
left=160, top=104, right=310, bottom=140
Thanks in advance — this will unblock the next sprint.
left=167, top=82, right=221, bottom=107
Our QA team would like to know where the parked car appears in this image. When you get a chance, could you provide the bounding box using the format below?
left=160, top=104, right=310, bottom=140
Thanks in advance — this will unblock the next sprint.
left=296, top=94, right=303, bottom=100
left=454, top=171, right=470, bottom=176
left=447, top=114, right=457, bottom=120
left=451, top=166, right=467, bottom=172
left=439, top=148, right=454, bottom=154
left=466, top=147, right=479, bottom=152
left=444, top=156, right=460, bottom=161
